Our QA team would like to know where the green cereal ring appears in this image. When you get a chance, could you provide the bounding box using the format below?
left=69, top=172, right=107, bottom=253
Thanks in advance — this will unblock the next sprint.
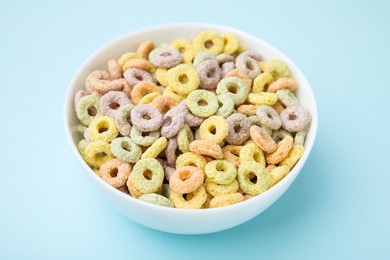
left=166, top=64, right=200, bottom=95
left=88, top=116, right=119, bottom=142
left=110, top=137, right=141, bottom=163
left=294, top=130, right=307, bottom=146
left=240, top=141, right=266, bottom=166
left=260, top=59, right=291, bottom=79
left=238, top=161, right=270, bottom=195
left=210, top=193, right=244, bottom=208
left=77, top=139, right=87, bottom=154
left=205, top=178, right=239, bottom=197
left=272, top=129, right=292, bottom=143
left=162, top=183, right=172, bottom=198
left=177, top=125, right=194, bottom=153
left=139, top=193, right=174, bottom=208
left=76, top=95, right=101, bottom=126
left=129, top=158, right=164, bottom=194
left=193, top=30, right=224, bottom=55
left=176, top=152, right=207, bottom=171
left=216, top=77, right=249, bottom=105
left=187, top=90, right=219, bottom=117
left=252, top=72, right=274, bottom=93
left=115, top=104, right=134, bottom=136
left=130, top=127, right=160, bottom=147
left=72, top=124, right=88, bottom=135
left=141, top=137, right=168, bottom=159
left=216, top=93, right=234, bottom=118
left=169, top=185, right=207, bottom=209
left=193, top=51, right=216, bottom=67
left=83, top=140, right=113, bottom=168
left=276, top=89, right=299, bottom=107
left=204, top=160, right=237, bottom=185
left=194, top=128, right=201, bottom=140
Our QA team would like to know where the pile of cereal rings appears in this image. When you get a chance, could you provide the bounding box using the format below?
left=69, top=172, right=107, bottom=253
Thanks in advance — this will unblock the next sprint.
left=73, top=29, right=311, bottom=209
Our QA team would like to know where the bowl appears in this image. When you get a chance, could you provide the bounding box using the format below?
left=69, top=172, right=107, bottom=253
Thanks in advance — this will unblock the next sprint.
left=64, top=23, right=318, bottom=234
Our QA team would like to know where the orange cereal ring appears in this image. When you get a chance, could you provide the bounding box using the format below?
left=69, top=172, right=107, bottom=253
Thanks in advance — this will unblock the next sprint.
left=266, top=164, right=277, bottom=172
left=226, top=69, right=252, bottom=88
left=107, top=59, right=122, bottom=79
left=222, top=145, right=242, bottom=167
left=265, top=136, right=294, bottom=164
left=249, top=125, right=277, bottom=153
left=268, top=77, right=297, bottom=93
left=99, top=158, right=131, bottom=188
left=237, top=104, right=257, bottom=115
left=169, top=166, right=204, bottom=194
left=189, top=140, right=224, bottom=159
left=130, top=82, right=161, bottom=105
left=123, top=58, right=152, bottom=72
left=150, top=95, right=178, bottom=114
left=137, top=40, right=154, bottom=59
left=127, top=177, right=144, bottom=198
left=272, top=101, right=286, bottom=114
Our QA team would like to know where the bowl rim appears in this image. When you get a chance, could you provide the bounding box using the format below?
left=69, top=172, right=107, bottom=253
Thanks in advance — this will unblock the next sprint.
left=63, top=22, right=318, bottom=215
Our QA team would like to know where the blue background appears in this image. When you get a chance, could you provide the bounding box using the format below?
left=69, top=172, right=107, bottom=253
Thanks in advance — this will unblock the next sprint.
left=1, top=0, right=389, bottom=259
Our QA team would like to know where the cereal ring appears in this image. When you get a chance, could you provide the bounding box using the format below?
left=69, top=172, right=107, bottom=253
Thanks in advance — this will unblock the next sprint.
left=100, top=91, right=131, bottom=118
left=166, top=64, right=200, bottom=95
left=157, top=158, right=176, bottom=181
left=237, top=161, right=270, bottom=195
left=77, top=139, right=87, bottom=154
left=269, top=165, right=290, bottom=187
left=107, top=59, right=122, bottom=79
left=130, top=127, right=160, bottom=146
left=138, top=92, right=161, bottom=105
left=239, top=50, right=262, bottom=62
left=74, top=90, right=89, bottom=109
left=110, top=137, right=142, bottom=163
left=205, top=178, right=239, bottom=197
left=193, top=51, right=216, bottom=67
left=129, top=158, right=164, bottom=194
left=247, top=92, right=278, bottom=106
left=210, top=193, right=244, bottom=208
left=127, top=177, right=144, bottom=198
left=131, top=82, right=161, bottom=105
left=150, top=49, right=182, bottom=69
left=280, top=145, right=304, bottom=170
left=202, top=191, right=214, bottom=209
left=236, top=53, right=261, bottom=79
left=123, top=58, right=152, bottom=72
left=169, top=166, right=204, bottom=194
left=265, top=136, right=293, bottom=164
left=193, top=30, right=224, bottom=55
left=83, top=140, right=113, bottom=168
left=221, top=62, right=235, bottom=77
left=118, top=52, right=139, bottom=68
left=276, top=89, right=299, bottom=107
left=216, top=54, right=235, bottom=64
left=130, top=104, right=163, bottom=132
left=99, top=158, right=131, bottom=188
left=123, top=68, right=154, bottom=89
left=166, top=137, right=179, bottom=166
left=163, top=86, right=186, bottom=102
left=266, top=164, right=277, bottom=173
left=176, top=152, right=207, bottom=171
left=177, top=125, right=194, bottom=153
left=160, top=106, right=186, bottom=138
left=249, top=125, right=277, bottom=153
left=189, top=140, right=224, bottom=159
left=294, top=130, right=307, bottom=146
left=169, top=185, right=207, bottom=209
left=247, top=115, right=273, bottom=136
left=222, top=33, right=239, bottom=54
left=256, top=105, right=282, bottom=130
left=252, top=72, right=274, bottom=92
left=216, top=93, right=234, bottom=118
left=197, top=60, right=221, bottom=90
left=259, top=59, right=291, bottom=79
left=216, top=77, right=249, bottom=105
left=199, top=116, right=229, bottom=144
left=205, top=160, right=237, bottom=185
left=280, top=105, right=311, bottom=132
left=237, top=104, right=257, bottom=116
left=76, top=95, right=101, bottom=126
left=222, top=145, right=242, bottom=167
left=88, top=116, right=119, bottom=142
left=272, top=101, right=286, bottom=114
left=226, top=69, right=252, bottom=88
left=240, top=141, right=265, bottom=166
left=150, top=95, right=178, bottom=114
left=114, top=104, right=134, bottom=136
left=137, top=40, right=154, bottom=59
left=268, top=77, right=297, bottom=93
left=141, top=137, right=168, bottom=159
left=185, top=112, right=205, bottom=127
left=187, top=90, right=219, bottom=117
left=139, top=193, right=174, bottom=208
left=272, top=129, right=292, bottom=143
left=162, top=183, right=172, bottom=198
left=225, top=113, right=251, bottom=145
left=85, top=70, right=127, bottom=95
left=155, top=68, right=169, bottom=86
left=170, top=39, right=196, bottom=64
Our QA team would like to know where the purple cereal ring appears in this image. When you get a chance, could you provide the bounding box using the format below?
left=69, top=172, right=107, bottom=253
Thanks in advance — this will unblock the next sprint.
left=280, top=105, right=311, bottom=132
left=221, top=61, right=235, bottom=77
left=177, top=100, right=205, bottom=127
left=225, top=113, right=251, bottom=145
left=150, top=49, right=182, bottom=69
left=166, top=137, right=180, bottom=166
left=123, top=68, right=154, bottom=89
left=239, top=50, right=262, bottom=62
left=130, top=104, right=163, bottom=132
left=100, top=91, right=131, bottom=118
left=74, top=90, right=89, bottom=109
left=160, top=106, right=186, bottom=138
left=197, top=59, right=221, bottom=90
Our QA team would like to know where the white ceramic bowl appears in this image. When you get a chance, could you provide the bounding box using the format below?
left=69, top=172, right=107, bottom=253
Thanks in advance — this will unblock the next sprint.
left=64, top=23, right=318, bottom=234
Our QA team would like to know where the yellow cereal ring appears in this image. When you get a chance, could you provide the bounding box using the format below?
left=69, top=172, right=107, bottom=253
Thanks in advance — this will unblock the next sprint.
left=222, top=145, right=242, bottom=167
left=204, top=160, right=237, bottom=185
left=155, top=68, right=169, bottom=86
left=209, top=193, right=244, bottom=208
left=260, top=59, right=291, bottom=79
left=280, top=145, right=304, bottom=170
left=166, top=64, right=200, bottom=95
left=88, top=116, right=119, bottom=142
left=141, top=137, right=168, bottom=159
left=247, top=92, right=278, bottom=106
left=177, top=125, right=194, bottom=153
left=118, top=52, right=139, bottom=69
left=193, top=30, right=224, bottom=55
left=176, top=152, right=207, bottom=171
left=83, top=140, right=113, bottom=168
left=163, top=86, right=186, bottom=102
left=269, top=165, right=290, bottom=187
left=239, top=141, right=266, bottom=167
left=199, top=116, right=229, bottom=144
left=222, top=33, right=239, bottom=54
left=170, top=39, right=196, bottom=64
left=236, top=43, right=246, bottom=54
left=238, top=161, right=270, bottom=195
left=170, top=185, right=207, bottom=209
left=265, top=136, right=294, bottom=164
left=252, top=72, right=274, bottom=92
left=205, top=178, right=239, bottom=197
left=138, top=92, right=161, bottom=105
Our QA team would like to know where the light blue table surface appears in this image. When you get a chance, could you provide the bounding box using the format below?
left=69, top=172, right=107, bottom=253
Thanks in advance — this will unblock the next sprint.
left=1, top=0, right=389, bottom=259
